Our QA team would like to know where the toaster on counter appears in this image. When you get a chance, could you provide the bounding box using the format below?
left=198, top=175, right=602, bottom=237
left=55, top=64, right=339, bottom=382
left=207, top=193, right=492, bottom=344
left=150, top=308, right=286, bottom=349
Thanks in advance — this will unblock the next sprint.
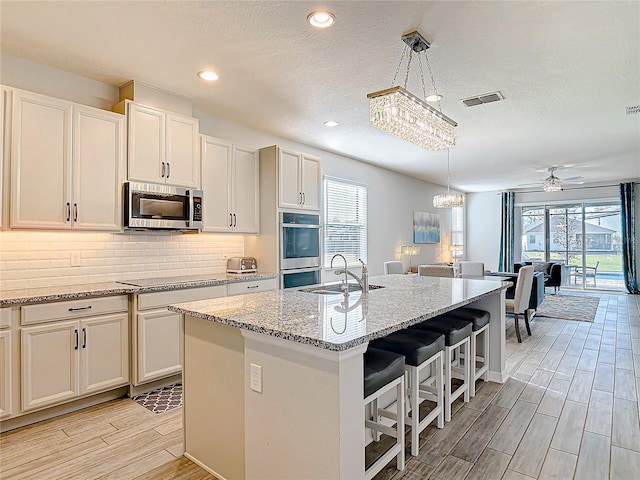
left=227, top=257, right=257, bottom=274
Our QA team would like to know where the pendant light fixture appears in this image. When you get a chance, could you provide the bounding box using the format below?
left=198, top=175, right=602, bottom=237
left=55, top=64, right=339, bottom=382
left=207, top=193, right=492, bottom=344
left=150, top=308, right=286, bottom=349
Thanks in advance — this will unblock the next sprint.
left=433, top=149, right=464, bottom=208
left=367, top=31, right=457, bottom=151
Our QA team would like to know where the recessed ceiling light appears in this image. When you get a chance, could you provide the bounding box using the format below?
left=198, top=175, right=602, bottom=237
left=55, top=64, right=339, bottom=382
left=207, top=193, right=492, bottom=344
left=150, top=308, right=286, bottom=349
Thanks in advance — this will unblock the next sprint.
left=307, top=11, right=335, bottom=28
left=324, top=120, right=338, bottom=127
left=197, top=71, right=219, bottom=81
left=425, top=93, right=443, bottom=102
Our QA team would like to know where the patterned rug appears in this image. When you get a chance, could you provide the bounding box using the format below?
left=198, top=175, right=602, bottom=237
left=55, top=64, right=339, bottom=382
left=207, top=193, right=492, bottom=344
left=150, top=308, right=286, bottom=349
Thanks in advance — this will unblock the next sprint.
left=132, top=383, right=183, bottom=414
left=535, top=294, right=600, bottom=322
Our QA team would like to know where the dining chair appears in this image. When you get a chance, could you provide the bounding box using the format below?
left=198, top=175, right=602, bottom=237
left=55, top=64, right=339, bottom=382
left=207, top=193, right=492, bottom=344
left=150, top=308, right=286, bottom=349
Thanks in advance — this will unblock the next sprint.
left=456, top=261, right=485, bottom=277
left=383, top=261, right=404, bottom=275
left=418, top=265, right=456, bottom=278
left=505, top=265, right=534, bottom=343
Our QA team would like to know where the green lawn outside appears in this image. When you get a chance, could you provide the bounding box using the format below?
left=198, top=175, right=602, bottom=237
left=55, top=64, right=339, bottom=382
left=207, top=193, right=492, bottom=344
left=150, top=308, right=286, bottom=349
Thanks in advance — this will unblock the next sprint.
left=524, top=252, right=623, bottom=273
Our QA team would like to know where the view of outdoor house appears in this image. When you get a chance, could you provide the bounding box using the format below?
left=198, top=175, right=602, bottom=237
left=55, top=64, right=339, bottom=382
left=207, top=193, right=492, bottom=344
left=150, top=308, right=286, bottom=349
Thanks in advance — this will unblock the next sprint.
left=520, top=203, right=624, bottom=291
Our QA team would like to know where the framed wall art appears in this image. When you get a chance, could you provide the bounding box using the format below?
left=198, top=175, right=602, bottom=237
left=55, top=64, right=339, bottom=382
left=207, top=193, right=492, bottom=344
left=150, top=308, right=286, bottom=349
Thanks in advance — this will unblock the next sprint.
left=413, top=211, right=440, bottom=244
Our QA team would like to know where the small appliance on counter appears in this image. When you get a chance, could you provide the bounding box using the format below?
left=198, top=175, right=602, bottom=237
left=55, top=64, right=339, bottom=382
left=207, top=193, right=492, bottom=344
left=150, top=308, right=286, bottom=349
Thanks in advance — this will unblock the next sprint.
left=227, top=257, right=258, bottom=274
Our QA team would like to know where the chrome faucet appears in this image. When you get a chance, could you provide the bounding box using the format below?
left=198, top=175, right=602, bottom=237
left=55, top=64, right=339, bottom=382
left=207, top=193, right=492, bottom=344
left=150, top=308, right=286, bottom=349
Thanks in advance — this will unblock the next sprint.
left=330, top=254, right=349, bottom=294
left=359, top=258, right=369, bottom=292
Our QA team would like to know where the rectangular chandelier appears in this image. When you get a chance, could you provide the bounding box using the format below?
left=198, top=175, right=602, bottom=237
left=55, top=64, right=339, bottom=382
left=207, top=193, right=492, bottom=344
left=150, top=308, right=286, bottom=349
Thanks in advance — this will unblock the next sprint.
left=367, top=86, right=457, bottom=151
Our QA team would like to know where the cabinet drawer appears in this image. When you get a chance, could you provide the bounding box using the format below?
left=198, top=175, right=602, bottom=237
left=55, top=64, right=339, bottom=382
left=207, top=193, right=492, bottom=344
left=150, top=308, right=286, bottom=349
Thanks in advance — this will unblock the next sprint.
left=226, top=278, right=278, bottom=296
left=137, top=285, right=226, bottom=311
left=0, top=308, right=13, bottom=329
left=22, top=296, right=128, bottom=326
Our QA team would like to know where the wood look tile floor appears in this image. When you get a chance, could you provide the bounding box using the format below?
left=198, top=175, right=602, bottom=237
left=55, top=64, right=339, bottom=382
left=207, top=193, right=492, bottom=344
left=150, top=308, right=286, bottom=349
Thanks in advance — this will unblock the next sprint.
left=1, top=291, right=638, bottom=479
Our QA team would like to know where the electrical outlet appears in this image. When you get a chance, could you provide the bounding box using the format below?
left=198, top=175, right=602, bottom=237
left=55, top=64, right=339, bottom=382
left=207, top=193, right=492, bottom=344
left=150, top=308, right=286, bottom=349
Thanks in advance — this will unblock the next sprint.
left=70, top=252, right=82, bottom=267
left=222, top=250, right=229, bottom=259
left=250, top=363, right=262, bottom=393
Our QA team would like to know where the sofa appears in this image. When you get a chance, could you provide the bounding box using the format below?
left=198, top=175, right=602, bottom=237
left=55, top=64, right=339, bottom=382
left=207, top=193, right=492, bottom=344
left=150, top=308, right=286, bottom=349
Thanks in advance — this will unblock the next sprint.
left=515, top=261, right=564, bottom=293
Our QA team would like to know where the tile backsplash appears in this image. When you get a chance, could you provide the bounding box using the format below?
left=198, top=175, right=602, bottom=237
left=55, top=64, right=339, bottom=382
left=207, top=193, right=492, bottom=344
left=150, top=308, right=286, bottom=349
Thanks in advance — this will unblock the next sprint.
left=0, top=231, right=245, bottom=290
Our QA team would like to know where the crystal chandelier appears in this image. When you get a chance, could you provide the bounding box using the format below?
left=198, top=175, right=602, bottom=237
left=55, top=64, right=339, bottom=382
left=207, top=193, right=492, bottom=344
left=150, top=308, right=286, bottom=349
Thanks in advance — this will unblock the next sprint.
left=367, top=31, right=457, bottom=151
left=542, top=169, right=563, bottom=192
left=433, top=149, right=464, bottom=208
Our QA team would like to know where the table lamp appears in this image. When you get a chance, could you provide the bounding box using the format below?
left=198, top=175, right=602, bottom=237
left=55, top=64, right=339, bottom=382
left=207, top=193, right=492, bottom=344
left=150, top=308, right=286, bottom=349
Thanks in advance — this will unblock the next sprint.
left=401, top=245, right=420, bottom=271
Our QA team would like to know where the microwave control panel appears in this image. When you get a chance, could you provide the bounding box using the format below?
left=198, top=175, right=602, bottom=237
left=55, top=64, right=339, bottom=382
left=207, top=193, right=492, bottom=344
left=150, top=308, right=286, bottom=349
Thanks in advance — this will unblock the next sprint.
left=193, top=197, right=203, bottom=222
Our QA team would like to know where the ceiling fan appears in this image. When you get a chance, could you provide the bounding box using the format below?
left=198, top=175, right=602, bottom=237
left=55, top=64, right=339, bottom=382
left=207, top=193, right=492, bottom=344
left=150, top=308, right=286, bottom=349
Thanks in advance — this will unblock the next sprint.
left=518, top=167, right=585, bottom=192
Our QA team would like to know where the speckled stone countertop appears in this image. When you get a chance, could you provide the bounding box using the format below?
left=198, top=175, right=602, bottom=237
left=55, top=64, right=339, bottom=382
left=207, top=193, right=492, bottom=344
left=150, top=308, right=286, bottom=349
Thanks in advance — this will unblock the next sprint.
left=170, top=274, right=509, bottom=351
left=0, top=273, right=278, bottom=306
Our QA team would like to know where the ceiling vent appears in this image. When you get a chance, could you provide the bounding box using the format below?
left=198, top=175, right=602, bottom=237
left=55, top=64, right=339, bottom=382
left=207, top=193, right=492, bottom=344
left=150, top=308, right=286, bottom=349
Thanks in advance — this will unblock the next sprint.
left=626, top=105, right=640, bottom=115
left=461, top=91, right=504, bottom=107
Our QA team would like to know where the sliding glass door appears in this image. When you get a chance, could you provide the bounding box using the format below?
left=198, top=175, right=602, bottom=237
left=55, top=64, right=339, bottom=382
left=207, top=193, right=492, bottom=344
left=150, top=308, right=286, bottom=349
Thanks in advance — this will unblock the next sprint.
left=520, top=201, right=624, bottom=291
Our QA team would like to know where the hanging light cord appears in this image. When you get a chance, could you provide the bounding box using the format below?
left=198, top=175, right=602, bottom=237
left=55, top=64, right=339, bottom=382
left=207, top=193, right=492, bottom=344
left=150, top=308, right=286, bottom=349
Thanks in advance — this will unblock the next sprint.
left=423, top=50, right=443, bottom=111
left=446, top=149, right=451, bottom=193
left=391, top=45, right=409, bottom=87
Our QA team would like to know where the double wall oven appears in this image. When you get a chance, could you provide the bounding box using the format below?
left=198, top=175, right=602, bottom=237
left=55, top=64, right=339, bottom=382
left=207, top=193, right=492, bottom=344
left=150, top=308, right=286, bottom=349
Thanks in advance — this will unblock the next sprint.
left=280, top=212, right=322, bottom=288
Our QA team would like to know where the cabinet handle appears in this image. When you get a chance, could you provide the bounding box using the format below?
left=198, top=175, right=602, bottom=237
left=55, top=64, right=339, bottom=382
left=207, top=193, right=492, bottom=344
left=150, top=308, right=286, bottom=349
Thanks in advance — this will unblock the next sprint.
left=229, top=213, right=233, bottom=227
left=73, top=203, right=78, bottom=222
left=69, top=306, right=92, bottom=312
left=82, top=328, right=87, bottom=349
left=161, top=162, right=166, bottom=178
left=74, top=329, right=79, bottom=350
left=66, top=202, right=71, bottom=222
left=167, top=162, right=171, bottom=178
left=302, top=192, right=306, bottom=205
left=298, top=192, right=302, bottom=204
left=247, top=285, right=259, bottom=289
left=233, top=213, right=237, bottom=227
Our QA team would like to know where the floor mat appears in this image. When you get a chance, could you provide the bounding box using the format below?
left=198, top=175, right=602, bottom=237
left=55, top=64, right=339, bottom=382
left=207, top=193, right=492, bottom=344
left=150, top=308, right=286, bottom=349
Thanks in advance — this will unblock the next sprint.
left=535, top=293, right=600, bottom=322
left=132, top=383, right=183, bottom=414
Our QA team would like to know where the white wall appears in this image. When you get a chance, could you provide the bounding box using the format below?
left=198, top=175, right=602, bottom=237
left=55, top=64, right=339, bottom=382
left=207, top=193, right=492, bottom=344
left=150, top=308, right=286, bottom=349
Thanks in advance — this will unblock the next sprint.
left=1, top=54, right=458, bottom=286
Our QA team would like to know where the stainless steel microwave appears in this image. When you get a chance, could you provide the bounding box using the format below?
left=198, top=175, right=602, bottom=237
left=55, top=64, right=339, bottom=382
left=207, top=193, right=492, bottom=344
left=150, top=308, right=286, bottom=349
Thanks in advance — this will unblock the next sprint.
left=124, top=182, right=203, bottom=231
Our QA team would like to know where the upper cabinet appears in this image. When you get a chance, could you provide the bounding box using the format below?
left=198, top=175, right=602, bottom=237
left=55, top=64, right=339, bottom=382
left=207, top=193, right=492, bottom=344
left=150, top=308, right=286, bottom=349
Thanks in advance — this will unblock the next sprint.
left=122, top=101, right=199, bottom=188
left=278, top=148, right=320, bottom=211
left=9, top=89, right=124, bottom=231
left=201, top=135, right=259, bottom=234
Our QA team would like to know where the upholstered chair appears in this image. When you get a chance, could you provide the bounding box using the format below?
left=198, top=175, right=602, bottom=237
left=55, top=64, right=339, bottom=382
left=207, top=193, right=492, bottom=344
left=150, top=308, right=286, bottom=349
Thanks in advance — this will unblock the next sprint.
left=456, top=261, right=485, bottom=277
left=505, top=266, right=534, bottom=343
left=418, top=265, right=456, bottom=278
left=383, top=261, right=404, bottom=275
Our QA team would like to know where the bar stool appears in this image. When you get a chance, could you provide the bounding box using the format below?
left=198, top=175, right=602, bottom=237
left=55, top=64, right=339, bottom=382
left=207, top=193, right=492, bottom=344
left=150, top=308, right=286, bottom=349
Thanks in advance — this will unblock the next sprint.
left=439, top=308, right=490, bottom=397
left=411, top=318, right=472, bottom=422
left=363, top=347, right=406, bottom=480
left=370, top=329, right=445, bottom=456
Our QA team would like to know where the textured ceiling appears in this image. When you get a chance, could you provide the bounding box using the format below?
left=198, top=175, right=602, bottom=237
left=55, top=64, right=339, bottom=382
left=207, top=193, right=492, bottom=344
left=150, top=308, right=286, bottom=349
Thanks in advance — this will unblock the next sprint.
left=1, top=1, right=639, bottom=192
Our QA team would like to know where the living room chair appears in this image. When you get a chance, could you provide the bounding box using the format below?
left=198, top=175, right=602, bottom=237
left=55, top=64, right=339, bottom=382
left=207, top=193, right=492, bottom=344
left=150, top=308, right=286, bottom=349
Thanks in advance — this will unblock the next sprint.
left=418, top=265, right=456, bottom=278
left=456, top=261, right=485, bottom=277
left=384, top=261, right=404, bottom=275
left=505, top=266, right=534, bottom=343
left=574, top=261, right=600, bottom=287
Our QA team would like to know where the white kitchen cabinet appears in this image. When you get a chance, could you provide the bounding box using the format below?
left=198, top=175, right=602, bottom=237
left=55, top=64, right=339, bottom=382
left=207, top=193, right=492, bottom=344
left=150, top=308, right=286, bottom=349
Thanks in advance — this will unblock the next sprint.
left=201, top=135, right=258, bottom=234
left=10, top=89, right=124, bottom=231
left=278, top=147, right=320, bottom=211
left=226, top=278, right=278, bottom=296
left=0, top=330, right=13, bottom=419
left=134, top=285, right=226, bottom=385
left=123, top=101, right=199, bottom=187
left=21, top=296, right=129, bottom=412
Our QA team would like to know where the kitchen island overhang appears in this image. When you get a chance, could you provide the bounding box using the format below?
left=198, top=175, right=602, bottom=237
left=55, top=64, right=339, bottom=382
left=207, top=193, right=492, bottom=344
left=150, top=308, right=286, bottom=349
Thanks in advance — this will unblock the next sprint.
left=170, top=275, right=509, bottom=480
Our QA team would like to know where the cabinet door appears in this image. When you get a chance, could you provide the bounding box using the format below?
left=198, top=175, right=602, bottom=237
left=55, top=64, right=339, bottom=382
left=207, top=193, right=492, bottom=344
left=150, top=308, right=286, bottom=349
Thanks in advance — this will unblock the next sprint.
left=0, top=330, right=12, bottom=419
left=127, top=103, right=164, bottom=183
left=232, top=146, right=259, bottom=234
left=278, top=148, right=301, bottom=209
left=72, top=106, right=125, bottom=231
left=11, top=90, right=72, bottom=229
left=201, top=136, right=232, bottom=232
left=166, top=113, right=199, bottom=187
left=300, top=154, right=320, bottom=210
left=137, top=309, right=182, bottom=383
left=80, top=313, right=129, bottom=395
left=21, top=321, right=79, bottom=411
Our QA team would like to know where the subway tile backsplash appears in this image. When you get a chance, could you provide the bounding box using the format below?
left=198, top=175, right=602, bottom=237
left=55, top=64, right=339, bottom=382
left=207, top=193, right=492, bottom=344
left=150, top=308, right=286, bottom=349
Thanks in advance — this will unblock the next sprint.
left=0, top=231, right=245, bottom=290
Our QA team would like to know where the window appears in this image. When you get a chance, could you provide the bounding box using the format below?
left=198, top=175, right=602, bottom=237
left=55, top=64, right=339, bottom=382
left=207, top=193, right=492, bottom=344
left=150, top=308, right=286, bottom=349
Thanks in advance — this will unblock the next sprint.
left=324, top=177, right=367, bottom=267
left=451, top=206, right=464, bottom=259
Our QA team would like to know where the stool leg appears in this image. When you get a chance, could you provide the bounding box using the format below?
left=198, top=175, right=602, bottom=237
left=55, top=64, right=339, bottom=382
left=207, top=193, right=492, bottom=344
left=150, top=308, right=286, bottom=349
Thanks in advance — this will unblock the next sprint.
left=444, top=346, right=452, bottom=422
left=463, top=338, right=471, bottom=403
left=469, top=332, right=477, bottom=397
left=371, top=398, right=380, bottom=442
left=410, top=366, right=420, bottom=456
left=436, top=352, right=444, bottom=428
left=396, top=378, right=405, bottom=471
left=482, top=328, right=489, bottom=383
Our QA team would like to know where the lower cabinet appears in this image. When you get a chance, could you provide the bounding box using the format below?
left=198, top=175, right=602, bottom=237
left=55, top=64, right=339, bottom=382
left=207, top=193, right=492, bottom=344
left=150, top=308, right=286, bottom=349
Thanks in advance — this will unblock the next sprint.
left=21, top=313, right=129, bottom=412
left=0, top=329, right=13, bottom=419
left=136, top=308, right=182, bottom=384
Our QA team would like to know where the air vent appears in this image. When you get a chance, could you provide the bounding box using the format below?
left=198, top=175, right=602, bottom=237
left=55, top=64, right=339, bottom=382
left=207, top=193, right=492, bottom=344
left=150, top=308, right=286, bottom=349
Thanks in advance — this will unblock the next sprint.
left=461, top=91, right=504, bottom=107
left=626, top=105, right=640, bottom=115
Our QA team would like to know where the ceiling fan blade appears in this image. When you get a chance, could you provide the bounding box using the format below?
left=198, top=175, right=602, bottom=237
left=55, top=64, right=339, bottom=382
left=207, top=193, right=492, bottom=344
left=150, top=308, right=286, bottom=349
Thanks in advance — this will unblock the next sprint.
left=563, top=176, right=584, bottom=182
left=516, top=182, right=544, bottom=187
left=562, top=180, right=585, bottom=185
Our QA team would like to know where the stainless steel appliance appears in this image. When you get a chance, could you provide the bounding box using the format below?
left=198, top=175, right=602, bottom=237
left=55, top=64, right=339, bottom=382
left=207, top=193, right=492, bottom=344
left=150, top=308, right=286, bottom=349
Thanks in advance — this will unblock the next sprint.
left=227, top=257, right=258, bottom=274
left=280, top=212, right=321, bottom=270
left=124, top=181, right=203, bottom=231
left=281, top=266, right=321, bottom=289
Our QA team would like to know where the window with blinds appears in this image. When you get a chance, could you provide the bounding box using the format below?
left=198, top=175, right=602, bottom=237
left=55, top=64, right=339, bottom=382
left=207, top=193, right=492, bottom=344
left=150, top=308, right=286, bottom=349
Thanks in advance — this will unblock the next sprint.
left=324, top=177, right=368, bottom=267
left=451, top=206, right=464, bottom=259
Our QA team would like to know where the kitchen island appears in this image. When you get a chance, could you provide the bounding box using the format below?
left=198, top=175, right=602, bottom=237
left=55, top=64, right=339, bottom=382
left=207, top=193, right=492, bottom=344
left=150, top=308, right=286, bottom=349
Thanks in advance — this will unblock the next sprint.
left=170, top=274, right=508, bottom=480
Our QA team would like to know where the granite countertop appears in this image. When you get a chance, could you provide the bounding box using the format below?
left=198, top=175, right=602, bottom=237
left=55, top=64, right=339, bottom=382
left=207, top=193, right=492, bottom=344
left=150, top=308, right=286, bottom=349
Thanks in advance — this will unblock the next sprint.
left=0, top=273, right=278, bottom=306
left=170, top=274, right=509, bottom=351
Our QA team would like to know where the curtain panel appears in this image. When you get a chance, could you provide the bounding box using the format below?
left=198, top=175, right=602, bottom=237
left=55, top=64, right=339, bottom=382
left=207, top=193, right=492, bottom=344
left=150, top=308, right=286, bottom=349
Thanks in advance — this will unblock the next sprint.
left=620, top=182, right=639, bottom=294
left=498, top=191, right=515, bottom=272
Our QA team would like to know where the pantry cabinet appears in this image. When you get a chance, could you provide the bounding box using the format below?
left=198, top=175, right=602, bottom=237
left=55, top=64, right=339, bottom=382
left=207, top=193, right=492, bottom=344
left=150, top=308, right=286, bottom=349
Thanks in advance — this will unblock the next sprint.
left=20, top=296, right=129, bottom=412
left=201, top=135, right=259, bottom=234
left=278, top=147, right=320, bottom=211
left=9, top=88, right=124, bottom=231
left=122, top=101, right=199, bottom=188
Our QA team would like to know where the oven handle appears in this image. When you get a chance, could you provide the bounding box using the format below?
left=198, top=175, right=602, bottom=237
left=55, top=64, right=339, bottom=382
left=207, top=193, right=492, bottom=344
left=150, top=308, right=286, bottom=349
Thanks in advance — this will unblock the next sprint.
left=280, top=223, right=322, bottom=229
left=281, top=266, right=322, bottom=274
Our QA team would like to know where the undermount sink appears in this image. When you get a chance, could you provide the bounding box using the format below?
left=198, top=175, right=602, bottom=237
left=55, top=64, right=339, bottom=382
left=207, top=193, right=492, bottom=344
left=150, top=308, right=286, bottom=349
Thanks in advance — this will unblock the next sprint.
left=299, top=284, right=384, bottom=295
